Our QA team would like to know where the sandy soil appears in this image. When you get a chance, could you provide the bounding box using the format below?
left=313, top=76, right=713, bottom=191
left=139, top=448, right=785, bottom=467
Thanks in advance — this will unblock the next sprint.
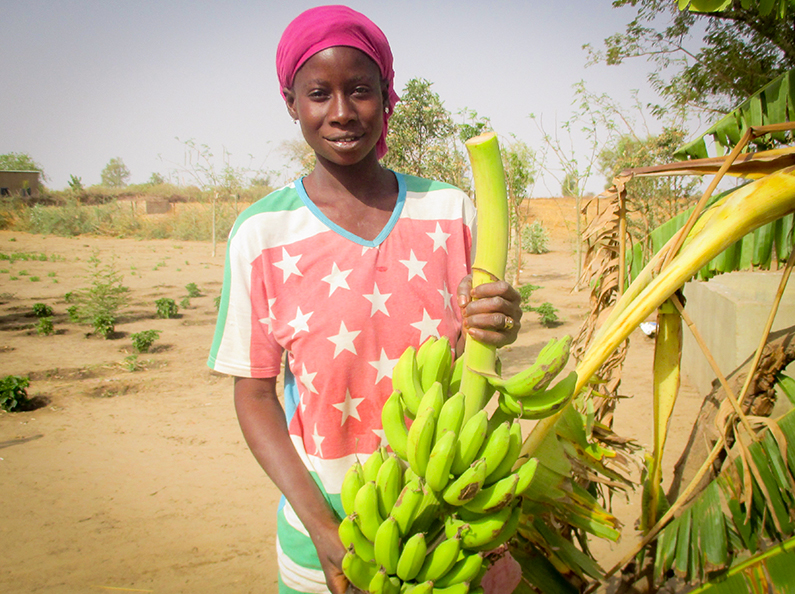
left=0, top=199, right=703, bottom=594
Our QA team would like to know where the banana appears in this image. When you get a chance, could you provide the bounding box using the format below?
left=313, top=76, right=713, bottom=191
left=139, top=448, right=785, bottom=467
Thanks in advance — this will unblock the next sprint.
left=402, top=581, right=434, bottom=594
left=425, top=428, right=457, bottom=492
left=450, top=410, right=489, bottom=476
left=415, top=532, right=462, bottom=583
left=392, top=346, right=424, bottom=418
left=412, top=479, right=445, bottom=534
left=435, top=391, right=465, bottom=445
left=418, top=381, right=445, bottom=420
left=433, top=583, right=472, bottom=594
left=420, top=335, right=453, bottom=393
left=519, top=370, right=578, bottom=420
left=416, top=335, right=438, bottom=370
left=484, top=420, right=522, bottom=485
left=406, top=402, right=437, bottom=478
left=462, top=471, right=519, bottom=515
left=487, top=335, right=572, bottom=397
left=443, top=458, right=488, bottom=506
left=363, top=446, right=387, bottom=483
left=382, top=389, right=410, bottom=460
left=339, top=514, right=376, bottom=563
left=376, top=453, right=404, bottom=518
left=390, top=478, right=424, bottom=536
left=433, top=552, right=484, bottom=588
left=342, top=546, right=378, bottom=591
left=513, top=456, right=539, bottom=495
left=476, top=421, right=511, bottom=477
left=396, top=531, right=427, bottom=581
left=444, top=504, right=517, bottom=550
left=341, top=460, right=366, bottom=517
left=354, top=481, right=384, bottom=542
left=373, top=515, right=401, bottom=576
left=404, top=464, right=419, bottom=484
left=368, top=567, right=401, bottom=594
left=448, top=354, right=464, bottom=395
left=467, top=503, right=521, bottom=552
left=496, top=390, right=524, bottom=418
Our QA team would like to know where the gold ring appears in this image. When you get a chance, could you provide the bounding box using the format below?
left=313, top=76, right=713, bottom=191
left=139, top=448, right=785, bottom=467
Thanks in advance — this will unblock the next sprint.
left=503, top=316, right=514, bottom=332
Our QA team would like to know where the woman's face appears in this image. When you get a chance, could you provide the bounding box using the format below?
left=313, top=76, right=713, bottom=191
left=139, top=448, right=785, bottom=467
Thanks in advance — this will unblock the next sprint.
left=284, top=46, right=387, bottom=168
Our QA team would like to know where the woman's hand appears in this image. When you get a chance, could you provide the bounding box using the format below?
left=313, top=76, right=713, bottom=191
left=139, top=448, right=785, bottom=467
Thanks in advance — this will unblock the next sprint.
left=312, top=519, right=351, bottom=594
left=457, top=275, right=522, bottom=348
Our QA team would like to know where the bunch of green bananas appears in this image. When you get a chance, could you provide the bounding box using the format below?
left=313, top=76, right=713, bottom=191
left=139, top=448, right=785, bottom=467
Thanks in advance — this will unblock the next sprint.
left=338, top=335, right=577, bottom=592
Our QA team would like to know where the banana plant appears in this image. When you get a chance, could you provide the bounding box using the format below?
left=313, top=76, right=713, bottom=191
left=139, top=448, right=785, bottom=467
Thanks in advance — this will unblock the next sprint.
left=510, top=73, right=795, bottom=592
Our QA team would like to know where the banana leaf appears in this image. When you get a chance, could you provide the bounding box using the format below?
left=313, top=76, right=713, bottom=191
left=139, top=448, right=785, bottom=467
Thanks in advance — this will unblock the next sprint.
left=674, top=70, right=795, bottom=160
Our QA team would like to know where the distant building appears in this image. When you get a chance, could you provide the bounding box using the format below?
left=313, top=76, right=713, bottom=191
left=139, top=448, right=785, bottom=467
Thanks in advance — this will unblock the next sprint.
left=0, top=170, right=41, bottom=198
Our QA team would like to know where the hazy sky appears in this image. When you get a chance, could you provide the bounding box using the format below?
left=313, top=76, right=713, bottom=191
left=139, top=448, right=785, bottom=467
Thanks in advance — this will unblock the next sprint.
left=2, top=0, right=666, bottom=194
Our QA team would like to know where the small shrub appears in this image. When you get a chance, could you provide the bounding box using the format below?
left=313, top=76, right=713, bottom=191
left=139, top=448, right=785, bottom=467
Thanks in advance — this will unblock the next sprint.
left=32, top=303, right=54, bottom=317
left=214, top=295, right=221, bottom=310
left=533, top=302, right=560, bottom=327
left=155, top=297, right=179, bottom=319
left=121, top=354, right=143, bottom=372
left=1, top=375, right=31, bottom=412
left=64, top=291, right=74, bottom=303
left=92, top=313, right=116, bottom=338
left=180, top=296, right=191, bottom=309
left=29, top=276, right=40, bottom=282
left=67, top=305, right=80, bottom=323
left=522, top=221, right=550, bottom=254
left=36, top=317, right=54, bottom=336
left=517, top=284, right=541, bottom=312
left=130, top=329, right=161, bottom=353
left=185, top=282, right=201, bottom=298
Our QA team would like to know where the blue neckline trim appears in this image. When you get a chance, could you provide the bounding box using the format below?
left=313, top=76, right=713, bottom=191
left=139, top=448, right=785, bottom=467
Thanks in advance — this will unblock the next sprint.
left=294, top=171, right=406, bottom=248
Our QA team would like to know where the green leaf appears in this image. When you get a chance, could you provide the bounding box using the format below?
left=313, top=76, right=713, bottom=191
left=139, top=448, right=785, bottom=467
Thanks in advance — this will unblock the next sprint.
left=777, top=373, right=795, bottom=406
left=511, top=546, right=579, bottom=594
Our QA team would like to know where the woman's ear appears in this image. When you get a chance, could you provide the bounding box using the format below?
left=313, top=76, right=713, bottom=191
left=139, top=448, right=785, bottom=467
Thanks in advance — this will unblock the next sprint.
left=381, top=80, right=390, bottom=113
left=283, top=87, right=298, bottom=121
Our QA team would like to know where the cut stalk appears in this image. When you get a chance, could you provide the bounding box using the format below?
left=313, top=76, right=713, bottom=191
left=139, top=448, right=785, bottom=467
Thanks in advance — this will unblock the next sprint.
left=460, top=132, right=510, bottom=421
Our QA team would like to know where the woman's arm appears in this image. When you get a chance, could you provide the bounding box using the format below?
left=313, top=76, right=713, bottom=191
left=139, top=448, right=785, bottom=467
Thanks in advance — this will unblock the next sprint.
left=233, top=376, right=350, bottom=594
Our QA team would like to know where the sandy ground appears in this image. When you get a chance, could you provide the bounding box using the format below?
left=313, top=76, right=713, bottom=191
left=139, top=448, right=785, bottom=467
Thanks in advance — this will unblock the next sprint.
left=0, top=199, right=703, bottom=594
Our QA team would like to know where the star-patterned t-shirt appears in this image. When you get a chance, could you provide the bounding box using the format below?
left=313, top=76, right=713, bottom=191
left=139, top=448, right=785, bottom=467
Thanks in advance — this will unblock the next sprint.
left=208, top=171, right=475, bottom=593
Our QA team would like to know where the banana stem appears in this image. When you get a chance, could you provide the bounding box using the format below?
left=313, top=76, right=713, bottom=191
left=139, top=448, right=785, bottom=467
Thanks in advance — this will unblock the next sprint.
left=460, top=132, right=510, bottom=421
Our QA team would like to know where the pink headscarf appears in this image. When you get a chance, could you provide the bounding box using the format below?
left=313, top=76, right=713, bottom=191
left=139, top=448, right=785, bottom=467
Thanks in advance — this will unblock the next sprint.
left=276, top=5, right=400, bottom=160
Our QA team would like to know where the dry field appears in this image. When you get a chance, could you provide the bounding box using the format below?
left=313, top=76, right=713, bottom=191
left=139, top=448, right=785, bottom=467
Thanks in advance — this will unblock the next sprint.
left=0, top=199, right=702, bottom=593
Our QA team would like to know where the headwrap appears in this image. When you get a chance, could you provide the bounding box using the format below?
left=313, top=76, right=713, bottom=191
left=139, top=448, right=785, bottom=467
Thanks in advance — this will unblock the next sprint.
left=276, top=5, right=400, bottom=159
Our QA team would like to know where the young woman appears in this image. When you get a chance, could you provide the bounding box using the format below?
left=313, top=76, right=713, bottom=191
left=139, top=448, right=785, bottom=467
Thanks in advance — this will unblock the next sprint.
left=208, top=6, right=522, bottom=593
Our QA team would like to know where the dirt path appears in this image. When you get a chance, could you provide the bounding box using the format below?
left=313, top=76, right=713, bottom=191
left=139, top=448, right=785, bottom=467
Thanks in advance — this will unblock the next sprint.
left=0, top=200, right=702, bottom=593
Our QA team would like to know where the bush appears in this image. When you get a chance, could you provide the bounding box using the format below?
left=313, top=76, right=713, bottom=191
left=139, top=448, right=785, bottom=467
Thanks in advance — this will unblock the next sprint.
left=517, top=284, right=541, bottom=312
left=1, top=375, right=31, bottom=412
left=155, top=298, right=179, bottom=319
left=66, top=305, right=80, bottom=323
left=185, top=282, right=201, bottom=298
left=36, top=317, right=54, bottom=336
left=180, top=296, right=191, bottom=309
left=92, top=313, right=116, bottom=338
left=214, top=295, right=221, bottom=310
left=32, top=303, right=53, bottom=317
left=533, top=302, right=560, bottom=327
left=522, top=221, right=550, bottom=254
left=130, top=329, right=161, bottom=353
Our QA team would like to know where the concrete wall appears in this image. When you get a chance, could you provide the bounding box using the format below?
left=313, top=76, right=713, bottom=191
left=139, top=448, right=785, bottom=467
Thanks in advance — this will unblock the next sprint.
left=0, top=170, right=40, bottom=197
left=682, top=271, right=795, bottom=397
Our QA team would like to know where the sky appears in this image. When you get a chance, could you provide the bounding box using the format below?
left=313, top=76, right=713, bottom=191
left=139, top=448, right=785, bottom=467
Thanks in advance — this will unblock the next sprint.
left=2, top=0, right=671, bottom=195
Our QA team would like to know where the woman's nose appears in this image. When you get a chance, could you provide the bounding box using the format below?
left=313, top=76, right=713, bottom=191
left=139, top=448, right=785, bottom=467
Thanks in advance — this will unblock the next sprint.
left=329, top=93, right=356, bottom=124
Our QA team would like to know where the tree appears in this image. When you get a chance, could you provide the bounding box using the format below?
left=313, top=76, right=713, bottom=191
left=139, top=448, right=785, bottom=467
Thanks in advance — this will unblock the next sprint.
left=68, top=175, right=84, bottom=193
left=148, top=172, right=165, bottom=185
left=0, top=152, right=44, bottom=178
left=598, top=127, right=699, bottom=259
left=588, top=0, right=795, bottom=116
left=501, top=137, right=539, bottom=284
left=382, top=78, right=468, bottom=190
left=101, top=158, right=131, bottom=188
left=281, top=137, right=316, bottom=178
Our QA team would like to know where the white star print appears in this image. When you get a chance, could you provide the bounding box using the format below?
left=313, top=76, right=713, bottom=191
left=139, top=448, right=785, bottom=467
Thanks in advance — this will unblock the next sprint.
left=299, top=363, right=318, bottom=394
left=373, top=428, right=387, bottom=447
left=257, top=298, right=277, bottom=332
left=410, top=309, right=441, bottom=343
left=321, top=262, right=353, bottom=296
left=368, top=349, right=399, bottom=383
left=332, top=389, right=365, bottom=426
left=273, top=247, right=303, bottom=282
left=288, top=306, right=312, bottom=338
left=311, top=424, right=325, bottom=456
left=438, top=284, right=453, bottom=311
left=399, top=250, right=428, bottom=281
left=328, top=320, right=360, bottom=358
left=363, top=283, right=391, bottom=317
left=427, top=223, right=451, bottom=253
